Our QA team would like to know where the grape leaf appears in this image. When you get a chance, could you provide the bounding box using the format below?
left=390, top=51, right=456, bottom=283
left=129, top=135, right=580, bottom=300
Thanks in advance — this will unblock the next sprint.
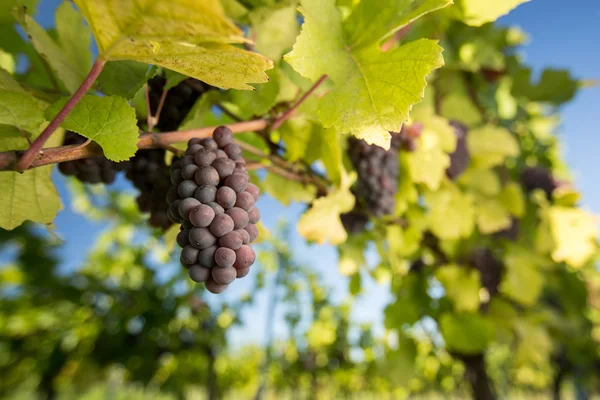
left=229, top=69, right=280, bottom=119
left=425, top=183, right=475, bottom=240
left=499, top=182, right=524, bottom=217
left=548, top=207, right=597, bottom=268
left=45, top=95, right=138, bottom=161
left=55, top=1, right=92, bottom=75
left=14, top=6, right=88, bottom=93
left=439, top=312, right=493, bottom=354
left=260, top=172, right=317, bottom=206
left=458, top=168, right=501, bottom=196
left=476, top=197, right=512, bottom=234
left=250, top=5, right=299, bottom=61
left=279, top=117, right=314, bottom=162
left=436, top=265, right=481, bottom=312
left=513, top=67, right=579, bottom=105
left=455, top=0, right=530, bottom=27
left=0, top=71, right=46, bottom=132
left=467, top=125, right=519, bottom=168
left=500, top=246, right=544, bottom=306
left=0, top=167, right=62, bottom=230
left=284, top=0, right=445, bottom=149
left=407, top=129, right=451, bottom=190
left=97, top=61, right=158, bottom=99
left=73, top=0, right=273, bottom=90
left=0, top=0, right=37, bottom=22
left=0, top=49, right=15, bottom=73
left=297, top=186, right=355, bottom=245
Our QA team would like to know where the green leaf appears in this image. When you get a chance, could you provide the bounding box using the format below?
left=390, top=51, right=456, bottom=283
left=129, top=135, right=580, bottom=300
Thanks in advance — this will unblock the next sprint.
left=547, top=206, right=597, bottom=268
left=97, top=61, right=158, bottom=99
left=407, top=131, right=451, bottom=190
left=476, top=197, right=512, bottom=234
left=250, top=5, right=299, bottom=61
left=55, top=1, right=92, bottom=75
left=0, top=71, right=47, bottom=132
left=458, top=168, right=501, bottom=196
left=500, top=246, right=544, bottom=306
left=0, top=167, right=62, bottom=230
left=45, top=95, right=139, bottom=161
left=164, top=69, right=190, bottom=90
left=436, top=265, right=481, bottom=312
left=439, top=313, right=493, bottom=354
left=425, top=183, right=475, bottom=240
left=385, top=274, right=428, bottom=328
left=260, top=172, right=317, bottom=206
left=0, top=49, right=15, bottom=73
left=0, top=0, right=37, bottom=22
left=455, top=0, right=530, bottom=27
left=343, top=0, right=452, bottom=49
left=499, top=182, right=524, bottom=217
left=14, top=6, right=87, bottom=93
left=297, top=186, right=355, bottom=245
left=513, top=67, right=579, bottom=105
left=284, top=0, right=444, bottom=149
left=279, top=117, right=314, bottom=162
left=73, top=0, right=273, bottom=90
left=229, top=69, right=280, bottom=119
left=467, top=125, right=519, bottom=168
left=179, top=91, right=228, bottom=130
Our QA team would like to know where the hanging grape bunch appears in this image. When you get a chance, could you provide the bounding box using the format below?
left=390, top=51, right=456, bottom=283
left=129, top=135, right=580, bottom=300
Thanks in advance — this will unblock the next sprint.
left=446, top=120, right=470, bottom=180
left=168, top=126, right=260, bottom=294
left=58, top=131, right=124, bottom=184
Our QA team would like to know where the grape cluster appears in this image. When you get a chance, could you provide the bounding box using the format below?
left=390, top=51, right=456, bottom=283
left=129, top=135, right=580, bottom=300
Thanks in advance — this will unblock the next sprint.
left=391, top=123, right=423, bottom=152
left=124, top=149, right=173, bottom=230
left=470, top=248, right=503, bottom=299
left=446, top=120, right=470, bottom=180
left=520, top=166, right=559, bottom=199
left=168, top=126, right=260, bottom=294
left=58, top=131, right=124, bottom=184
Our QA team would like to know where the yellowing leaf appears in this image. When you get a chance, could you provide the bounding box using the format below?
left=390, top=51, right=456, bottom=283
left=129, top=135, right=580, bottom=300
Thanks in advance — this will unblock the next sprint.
left=250, top=5, right=299, bottom=61
left=73, top=0, right=273, bottom=90
left=458, top=168, right=501, bottom=196
left=476, top=197, right=512, bottom=234
left=284, top=0, right=445, bottom=149
left=456, top=0, right=530, bottom=27
left=0, top=167, right=62, bottom=230
left=297, top=187, right=355, bottom=245
left=436, top=265, right=481, bottom=312
left=467, top=125, right=519, bottom=168
left=548, top=207, right=598, bottom=268
left=45, top=95, right=139, bottom=161
left=499, top=182, right=525, bottom=217
left=500, top=246, right=544, bottom=306
left=425, top=183, right=475, bottom=240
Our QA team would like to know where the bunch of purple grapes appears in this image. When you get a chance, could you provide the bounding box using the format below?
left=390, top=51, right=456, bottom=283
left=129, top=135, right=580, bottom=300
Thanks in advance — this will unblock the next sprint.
left=520, top=166, right=562, bottom=199
left=167, top=126, right=261, bottom=294
left=446, top=120, right=470, bottom=180
left=58, top=131, right=124, bottom=184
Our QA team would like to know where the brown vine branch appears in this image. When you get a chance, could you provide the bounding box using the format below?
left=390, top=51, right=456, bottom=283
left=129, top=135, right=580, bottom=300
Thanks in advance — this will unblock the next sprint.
left=270, top=74, right=328, bottom=131
left=17, top=59, right=106, bottom=172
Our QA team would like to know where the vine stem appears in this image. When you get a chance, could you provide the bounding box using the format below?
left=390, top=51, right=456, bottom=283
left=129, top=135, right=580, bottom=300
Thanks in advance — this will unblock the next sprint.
left=16, top=59, right=107, bottom=172
left=270, top=74, right=328, bottom=131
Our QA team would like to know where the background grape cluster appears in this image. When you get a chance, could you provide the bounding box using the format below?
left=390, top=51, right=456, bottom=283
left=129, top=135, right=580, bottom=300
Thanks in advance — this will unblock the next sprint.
left=167, top=126, right=260, bottom=294
left=446, top=120, right=470, bottom=180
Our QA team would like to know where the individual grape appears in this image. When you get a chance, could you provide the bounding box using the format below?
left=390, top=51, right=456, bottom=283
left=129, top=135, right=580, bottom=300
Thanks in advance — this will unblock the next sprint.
left=205, top=278, right=228, bottom=294
left=213, top=126, right=234, bottom=147
left=206, top=202, right=225, bottom=216
left=216, top=149, right=227, bottom=159
left=188, top=138, right=203, bottom=147
left=167, top=207, right=181, bottom=224
left=223, top=143, right=242, bottom=160
left=520, top=166, right=558, bottom=199
left=194, top=185, right=217, bottom=203
left=219, top=231, right=243, bottom=250
left=248, top=207, right=260, bottom=224
left=236, top=268, right=250, bottom=278
left=195, top=165, right=220, bottom=186
left=176, top=229, right=190, bottom=247
left=169, top=200, right=183, bottom=223
left=209, top=213, right=235, bottom=237
left=215, top=247, right=236, bottom=268
left=245, top=183, right=260, bottom=202
left=170, top=159, right=181, bottom=171
left=200, top=138, right=218, bottom=150
left=194, top=148, right=217, bottom=166
left=198, top=245, right=218, bottom=268
left=181, top=164, right=198, bottom=180
left=189, top=204, right=216, bottom=228
left=189, top=265, right=211, bottom=283
left=225, top=172, right=249, bottom=193
left=181, top=245, right=200, bottom=265
left=189, top=227, right=217, bottom=249
left=390, top=123, right=423, bottom=152
left=211, top=157, right=235, bottom=179
left=226, top=207, right=249, bottom=229
left=212, top=267, right=237, bottom=285
left=178, top=180, right=198, bottom=198
left=234, top=191, right=255, bottom=211
left=166, top=187, right=179, bottom=204
left=178, top=197, right=201, bottom=220
left=446, top=121, right=470, bottom=180
left=185, top=144, right=204, bottom=156
left=245, top=223, right=258, bottom=243
left=235, top=229, right=250, bottom=245
left=233, top=245, right=255, bottom=269
left=181, top=155, right=195, bottom=167
left=216, top=186, right=237, bottom=209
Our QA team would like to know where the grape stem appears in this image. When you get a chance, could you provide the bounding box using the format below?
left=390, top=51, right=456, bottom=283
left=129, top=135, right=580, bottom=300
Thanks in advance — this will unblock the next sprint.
left=16, top=58, right=107, bottom=172
left=270, top=74, right=328, bottom=131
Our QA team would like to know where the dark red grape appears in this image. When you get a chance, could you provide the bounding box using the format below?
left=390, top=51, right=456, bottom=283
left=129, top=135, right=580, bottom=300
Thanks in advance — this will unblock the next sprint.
left=198, top=245, right=218, bottom=268
left=181, top=245, right=199, bottom=265
left=235, top=191, right=255, bottom=211
left=195, top=165, right=220, bottom=186
left=189, top=265, right=211, bottom=283
left=200, top=138, right=218, bottom=150
left=181, top=164, right=198, bottom=180
left=225, top=172, right=249, bottom=193
left=223, top=143, right=242, bottom=160
left=189, top=227, right=217, bottom=249
left=205, top=278, right=228, bottom=294
left=189, top=204, right=216, bottom=228
left=194, top=148, right=217, bottom=166
left=177, top=229, right=190, bottom=247
left=178, top=180, right=198, bottom=198
left=213, top=126, right=233, bottom=147
left=181, top=155, right=195, bottom=167
left=216, top=186, right=237, bottom=209
left=194, top=185, right=217, bottom=203
left=216, top=149, right=227, bottom=159
left=206, top=201, right=225, bottom=215
left=226, top=207, right=249, bottom=229
left=236, top=267, right=250, bottom=278
left=215, top=247, right=236, bottom=268
left=209, top=213, right=235, bottom=237
left=212, top=266, right=237, bottom=285
left=186, top=143, right=203, bottom=156
left=170, top=169, right=183, bottom=185
left=178, top=197, right=201, bottom=220
left=211, top=157, right=235, bottom=179
left=188, top=138, right=203, bottom=147
left=219, top=231, right=243, bottom=250
left=235, top=228, right=250, bottom=244
left=233, top=245, right=255, bottom=269
left=245, top=223, right=258, bottom=243
left=246, top=183, right=260, bottom=202
left=248, top=207, right=260, bottom=224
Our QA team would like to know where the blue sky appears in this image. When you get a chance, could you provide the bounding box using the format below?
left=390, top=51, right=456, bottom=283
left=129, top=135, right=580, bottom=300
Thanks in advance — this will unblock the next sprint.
left=19, top=0, right=600, bottom=345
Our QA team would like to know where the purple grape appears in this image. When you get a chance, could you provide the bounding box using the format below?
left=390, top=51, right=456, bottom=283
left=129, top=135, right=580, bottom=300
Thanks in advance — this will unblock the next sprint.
left=178, top=197, right=201, bottom=220
left=215, top=247, right=236, bottom=268
left=198, top=245, right=218, bottom=268
left=189, top=227, right=217, bottom=249
left=235, top=229, right=250, bottom=244
left=178, top=180, right=198, bottom=198
left=194, top=148, right=217, bottom=166
left=213, top=126, right=233, bottom=148
left=181, top=155, right=195, bottom=167
left=195, top=165, right=220, bottom=186
left=205, top=278, right=228, bottom=294
left=235, top=191, right=255, bottom=211
left=212, top=266, right=237, bottom=285
left=188, top=138, right=203, bottom=147
left=216, top=186, right=237, bottom=209
left=248, top=207, right=260, bottom=224
left=233, top=245, right=255, bottom=269
left=194, top=185, right=217, bottom=203
left=209, top=213, right=234, bottom=237
left=200, top=138, right=218, bottom=150
left=177, top=229, right=190, bottom=247
left=185, top=143, right=203, bottom=156
left=169, top=200, right=183, bottom=222
left=206, top=201, right=225, bottom=215
left=189, top=204, right=216, bottom=227
left=211, top=157, right=235, bottom=179
left=219, top=231, right=243, bottom=250
left=216, top=149, right=227, bottom=159
left=226, top=207, right=249, bottom=229
left=245, top=223, right=258, bottom=243
left=246, top=183, right=260, bottom=202
left=181, top=164, right=198, bottom=180
left=170, top=169, right=183, bottom=185
left=189, top=265, right=211, bottom=283
left=236, top=267, right=250, bottom=278
left=223, top=143, right=242, bottom=160
left=225, top=172, right=249, bottom=193
left=181, top=245, right=199, bottom=265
